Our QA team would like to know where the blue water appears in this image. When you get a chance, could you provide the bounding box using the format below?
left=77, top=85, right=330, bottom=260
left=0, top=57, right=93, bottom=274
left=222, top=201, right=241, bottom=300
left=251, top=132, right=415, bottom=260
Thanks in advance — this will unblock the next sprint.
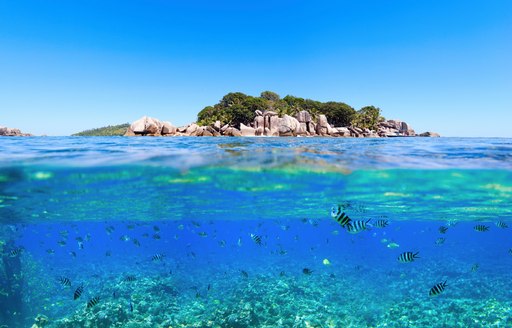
left=1, top=137, right=512, bottom=327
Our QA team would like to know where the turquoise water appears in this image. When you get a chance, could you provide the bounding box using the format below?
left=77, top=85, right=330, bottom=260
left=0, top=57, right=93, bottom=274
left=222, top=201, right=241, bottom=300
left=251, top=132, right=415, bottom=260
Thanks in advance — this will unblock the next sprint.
left=1, top=137, right=512, bottom=327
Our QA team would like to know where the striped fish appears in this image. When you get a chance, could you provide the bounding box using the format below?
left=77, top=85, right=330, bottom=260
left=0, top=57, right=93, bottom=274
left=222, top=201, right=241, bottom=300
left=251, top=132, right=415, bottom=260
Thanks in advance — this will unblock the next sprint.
left=152, top=253, right=165, bottom=261
left=474, top=225, right=489, bottom=232
left=124, top=275, right=137, bottom=282
left=331, top=205, right=351, bottom=227
left=58, top=276, right=72, bottom=287
left=429, top=281, right=447, bottom=297
left=438, top=226, right=448, bottom=234
left=373, top=219, right=388, bottom=228
left=397, top=251, right=420, bottom=263
left=86, top=296, right=100, bottom=309
left=73, top=285, right=84, bottom=300
left=496, top=221, right=508, bottom=229
left=9, top=247, right=23, bottom=257
left=345, top=219, right=370, bottom=234
left=250, top=233, right=262, bottom=245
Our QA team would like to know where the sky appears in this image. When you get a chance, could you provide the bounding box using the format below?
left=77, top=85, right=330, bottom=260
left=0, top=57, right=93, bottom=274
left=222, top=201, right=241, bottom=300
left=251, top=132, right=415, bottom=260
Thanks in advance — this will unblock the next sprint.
left=0, top=1, right=511, bottom=136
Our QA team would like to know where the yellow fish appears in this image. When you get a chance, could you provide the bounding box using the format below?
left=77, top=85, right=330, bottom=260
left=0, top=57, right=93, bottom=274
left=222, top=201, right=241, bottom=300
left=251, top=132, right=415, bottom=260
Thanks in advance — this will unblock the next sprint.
left=322, top=258, right=331, bottom=266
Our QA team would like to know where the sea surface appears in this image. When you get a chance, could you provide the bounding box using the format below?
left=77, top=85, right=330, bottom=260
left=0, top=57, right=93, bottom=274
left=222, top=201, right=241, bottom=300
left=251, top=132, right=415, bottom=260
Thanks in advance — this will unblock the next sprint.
left=1, top=136, right=511, bottom=327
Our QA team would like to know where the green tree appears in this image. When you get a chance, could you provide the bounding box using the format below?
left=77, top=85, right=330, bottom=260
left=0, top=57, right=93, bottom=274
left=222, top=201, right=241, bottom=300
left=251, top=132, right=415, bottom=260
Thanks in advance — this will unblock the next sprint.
left=197, top=105, right=223, bottom=126
left=322, top=102, right=355, bottom=127
left=220, top=92, right=248, bottom=107
left=260, top=91, right=280, bottom=102
left=352, top=106, right=382, bottom=130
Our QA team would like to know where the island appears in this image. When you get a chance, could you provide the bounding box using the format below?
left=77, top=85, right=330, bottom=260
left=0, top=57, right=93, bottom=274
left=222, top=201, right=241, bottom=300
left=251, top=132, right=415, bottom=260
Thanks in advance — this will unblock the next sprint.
left=122, top=91, right=440, bottom=138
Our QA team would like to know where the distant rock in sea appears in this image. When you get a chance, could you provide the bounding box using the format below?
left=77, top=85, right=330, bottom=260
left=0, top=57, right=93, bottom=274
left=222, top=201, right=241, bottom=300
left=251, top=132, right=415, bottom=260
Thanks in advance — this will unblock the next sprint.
left=125, top=112, right=440, bottom=138
left=0, top=125, right=32, bottom=136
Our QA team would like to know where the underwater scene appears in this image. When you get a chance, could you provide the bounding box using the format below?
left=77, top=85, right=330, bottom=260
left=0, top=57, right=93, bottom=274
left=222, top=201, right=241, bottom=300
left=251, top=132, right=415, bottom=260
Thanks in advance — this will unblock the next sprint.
left=1, top=137, right=512, bottom=328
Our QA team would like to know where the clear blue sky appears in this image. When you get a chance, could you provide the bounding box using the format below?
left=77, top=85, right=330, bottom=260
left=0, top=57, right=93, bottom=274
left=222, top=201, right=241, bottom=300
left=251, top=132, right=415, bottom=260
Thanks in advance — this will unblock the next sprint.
left=1, top=1, right=511, bottom=136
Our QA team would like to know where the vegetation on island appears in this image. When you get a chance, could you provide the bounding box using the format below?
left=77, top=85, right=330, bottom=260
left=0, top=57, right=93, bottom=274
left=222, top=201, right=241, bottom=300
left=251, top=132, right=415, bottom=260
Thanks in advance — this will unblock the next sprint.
left=198, top=91, right=383, bottom=130
left=72, top=123, right=130, bottom=136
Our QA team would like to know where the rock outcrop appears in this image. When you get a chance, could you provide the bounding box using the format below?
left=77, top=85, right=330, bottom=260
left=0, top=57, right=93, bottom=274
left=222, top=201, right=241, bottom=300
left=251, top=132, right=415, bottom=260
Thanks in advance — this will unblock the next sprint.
left=0, top=126, right=32, bottom=136
left=124, top=116, right=177, bottom=136
left=125, top=113, right=439, bottom=138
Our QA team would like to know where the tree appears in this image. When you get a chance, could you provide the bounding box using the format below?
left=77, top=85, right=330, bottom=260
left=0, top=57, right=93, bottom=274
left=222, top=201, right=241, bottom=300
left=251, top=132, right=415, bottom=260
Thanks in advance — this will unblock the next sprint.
left=322, top=102, right=356, bottom=127
left=220, top=92, right=248, bottom=107
left=260, top=91, right=280, bottom=102
left=352, top=106, right=382, bottom=130
left=197, top=105, right=223, bottom=126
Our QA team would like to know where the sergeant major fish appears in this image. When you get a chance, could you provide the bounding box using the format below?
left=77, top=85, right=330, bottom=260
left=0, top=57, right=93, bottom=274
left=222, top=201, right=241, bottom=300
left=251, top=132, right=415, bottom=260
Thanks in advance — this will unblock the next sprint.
left=429, top=281, right=447, bottom=297
left=397, top=251, right=420, bottom=263
left=331, top=205, right=351, bottom=227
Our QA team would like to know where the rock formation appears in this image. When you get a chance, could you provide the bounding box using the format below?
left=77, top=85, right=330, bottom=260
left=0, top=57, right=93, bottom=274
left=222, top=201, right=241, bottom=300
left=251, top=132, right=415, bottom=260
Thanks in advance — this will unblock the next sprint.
left=125, top=112, right=439, bottom=138
left=0, top=126, right=32, bottom=136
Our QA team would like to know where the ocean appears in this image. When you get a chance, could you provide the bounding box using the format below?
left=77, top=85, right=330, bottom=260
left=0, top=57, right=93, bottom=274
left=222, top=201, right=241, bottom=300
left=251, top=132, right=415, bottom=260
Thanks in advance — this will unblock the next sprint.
left=1, top=136, right=511, bottom=327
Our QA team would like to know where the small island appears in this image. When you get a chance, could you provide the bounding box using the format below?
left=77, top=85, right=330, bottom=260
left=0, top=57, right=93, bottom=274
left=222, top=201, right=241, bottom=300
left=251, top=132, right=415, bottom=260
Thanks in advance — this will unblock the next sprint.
left=121, top=91, right=440, bottom=138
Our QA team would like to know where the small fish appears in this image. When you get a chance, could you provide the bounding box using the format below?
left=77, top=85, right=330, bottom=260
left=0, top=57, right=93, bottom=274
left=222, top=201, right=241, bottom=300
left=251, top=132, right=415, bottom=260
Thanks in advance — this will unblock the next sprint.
left=302, top=268, right=313, bottom=275
left=438, top=226, right=448, bottom=234
left=86, top=296, right=100, bottom=309
left=496, top=221, right=508, bottom=229
left=129, top=300, right=133, bottom=312
left=188, top=251, right=196, bottom=259
left=152, top=234, right=161, bottom=240
left=435, top=237, right=446, bottom=245
left=46, top=249, right=55, bottom=254
left=69, top=251, right=77, bottom=258
left=77, top=241, right=84, bottom=249
left=331, top=206, right=351, bottom=227
left=279, top=271, right=286, bottom=277
left=124, top=275, right=137, bottom=282
left=126, top=224, right=135, bottom=230
left=75, top=237, right=84, bottom=242
left=120, top=235, right=130, bottom=242
left=280, top=225, right=290, bottom=231
left=57, top=240, right=67, bottom=246
left=345, top=219, right=370, bottom=234
left=142, top=233, right=149, bottom=238
left=105, top=251, right=111, bottom=257
left=250, top=233, right=262, bottom=246
left=218, top=240, right=226, bottom=247
left=178, top=224, right=184, bottom=230
left=237, top=237, right=242, bottom=247
left=471, top=263, right=479, bottom=272
left=153, top=225, right=160, bottom=232
left=59, top=230, right=69, bottom=237
left=322, top=258, right=331, bottom=266
left=192, top=221, right=201, bottom=227
left=373, top=219, right=389, bottom=228
left=308, top=219, right=319, bottom=227
left=152, top=253, right=165, bottom=261
left=105, top=226, right=115, bottom=234
left=429, top=281, right=447, bottom=297
left=240, top=270, right=249, bottom=278
left=508, top=248, right=512, bottom=255
left=198, top=232, right=208, bottom=237
left=397, top=251, right=420, bottom=263
left=474, top=225, right=489, bottom=232
left=9, top=248, right=23, bottom=257
left=84, top=233, right=91, bottom=242
left=58, top=276, right=72, bottom=287
left=132, top=239, right=141, bottom=247
left=332, top=230, right=340, bottom=235
left=73, top=285, right=84, bottom=300
left=207, top=284, right=211, bottom=291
